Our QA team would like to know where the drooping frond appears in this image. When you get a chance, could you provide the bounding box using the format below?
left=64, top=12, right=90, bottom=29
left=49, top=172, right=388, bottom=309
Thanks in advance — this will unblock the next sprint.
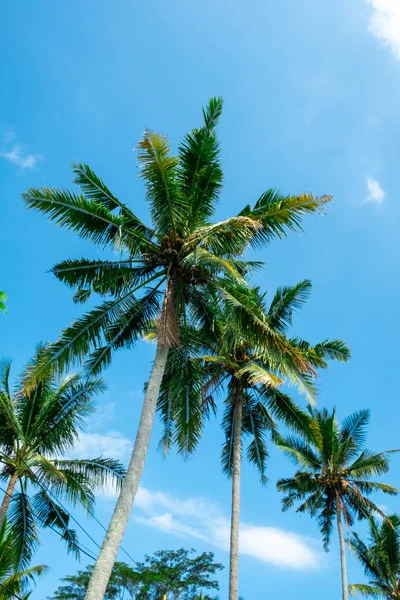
left=239, top=189, right=332, bottom=247
left=71, top=162, right=155, bottom=239
left=8, top=488, right=38, bottom=570
left=22, top=188, right=156, bottom=253
left=267, top=280, right=312, bottom=333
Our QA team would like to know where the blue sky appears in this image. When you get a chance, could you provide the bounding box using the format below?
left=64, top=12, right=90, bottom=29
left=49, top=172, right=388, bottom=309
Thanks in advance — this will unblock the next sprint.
left=1, top=0, right=400, bottom=597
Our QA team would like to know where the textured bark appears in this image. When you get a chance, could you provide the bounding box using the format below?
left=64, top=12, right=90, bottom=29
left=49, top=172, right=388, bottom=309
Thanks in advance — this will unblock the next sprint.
left=229, top=386, right=243, bottom=600
left=0, top=472, right=18, bottom=530
left=336, top=493, right=348, bottom=600
left=84, top=344, right=169, bottom=600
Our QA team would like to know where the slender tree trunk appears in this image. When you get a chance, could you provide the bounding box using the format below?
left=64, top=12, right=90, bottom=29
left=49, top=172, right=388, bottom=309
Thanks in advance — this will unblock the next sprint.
left=84, top=343, right=169, bottom=600
left=0, top=472, right=18, bottom=531
left=229, top=385, right=243, bottom=600
left=336, top=493, right=348, bottom=600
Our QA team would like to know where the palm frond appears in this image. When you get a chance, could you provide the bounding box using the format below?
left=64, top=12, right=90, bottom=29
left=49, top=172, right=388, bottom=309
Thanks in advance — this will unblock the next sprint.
left=267, top=280, right=312, bottom=333
left=239, top=189, right=332, bottom=247
left=137, top=130, right=184, bottom=237
left=178, top=96, right=223, bottom=225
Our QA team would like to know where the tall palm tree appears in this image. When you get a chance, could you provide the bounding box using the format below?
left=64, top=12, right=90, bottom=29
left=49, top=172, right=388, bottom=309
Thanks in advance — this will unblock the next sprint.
left=276, top=407, right=398, bottom=600
left=157, top=281, right=350, bottom=600
left=0, top=520, right=48, bottom=600
left=349, top=514, right=400, bottom=599
left=23, top=97, right=331, bottom=599
left=0, top=347, right=125, bottom=561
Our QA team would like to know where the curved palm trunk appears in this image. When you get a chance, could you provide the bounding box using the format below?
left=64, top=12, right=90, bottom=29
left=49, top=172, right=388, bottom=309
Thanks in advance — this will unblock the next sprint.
left=336, top=493, right=348, bottom=600
left=229, top=385, right=243, bottom=600
left=84, top=343, right=169, bottom=600
left=0, top=472, right=18, bottom=531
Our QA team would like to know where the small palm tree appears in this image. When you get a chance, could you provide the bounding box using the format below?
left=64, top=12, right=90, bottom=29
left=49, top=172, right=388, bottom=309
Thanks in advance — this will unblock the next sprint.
left=276, top=407, right=398, bottom=600
left=0, top=521, right=48, bottom=600
left=0, top=347, right=125, bottom=561
left=23, top=97, right=331, bottom=599
left=349, top=514, right=400, bottom=599
left=158, top=281, right=350, bottom=600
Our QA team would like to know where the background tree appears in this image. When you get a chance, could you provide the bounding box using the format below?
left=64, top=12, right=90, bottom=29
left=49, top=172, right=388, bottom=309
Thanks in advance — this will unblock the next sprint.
left=276, top=407, right=398, bottom=600
left=0, top=347, right=125, bottom=562
left=157, top=281, right=350, bottom=600
left=349, top=514, right=400, bottom=599
left=49, top=549, right=224, bottom=600
left=23, top=96, right=331, bottom=599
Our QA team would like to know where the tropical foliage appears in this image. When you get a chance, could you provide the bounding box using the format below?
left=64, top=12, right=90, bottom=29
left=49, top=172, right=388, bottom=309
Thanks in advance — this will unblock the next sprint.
left=0, top=292, right=6, bottom=313
left=50, top=549, right=224, bottom=599
left=0, top=346, right=125, bottom=563
left=0, top=520, right=47, bottom=600
left=276, top=407, right=398, bottom=600
left=23, top=96, right=332, bottom=599
left=349, top=514, right=400, bottom=599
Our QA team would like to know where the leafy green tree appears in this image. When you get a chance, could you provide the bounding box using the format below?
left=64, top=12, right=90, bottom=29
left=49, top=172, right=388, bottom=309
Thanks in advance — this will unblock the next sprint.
left=0, top=346, right=125, bottom=562
left=0, top=520, right=48, bottom=600
left=349, top=514, right=400, bottom=598
left=23, top=96, right=330, bottom=599
left=276, top=407, right=398, bottom=600
left=49, top=549, right=224, bottom=599
left=158, top=281, right=349, bottom=600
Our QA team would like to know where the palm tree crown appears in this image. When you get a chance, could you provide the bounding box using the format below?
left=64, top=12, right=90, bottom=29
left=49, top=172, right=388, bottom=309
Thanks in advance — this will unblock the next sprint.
left=0, top=347, right=125, bottom=563
left=349, top=514, right=400, bottom=599
left=277, top=406, right=398, bottom=600
left=277, top=407, right=398, bottom=549
left=23, top=97, right=330, bottom=374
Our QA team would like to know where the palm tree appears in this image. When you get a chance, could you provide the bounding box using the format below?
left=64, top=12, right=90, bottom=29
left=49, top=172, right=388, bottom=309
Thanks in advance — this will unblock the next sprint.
left=0, top=347, right=125, bottom=561
left=157, top=281, right=350, bottom=600
left=0, top=520, right=48, bottom=600
left=156, top=280, right=350, bottom=600
left=349, top=514, right=400, bottom=599
left=276, top=407, right=398, bottom=600
left=23, top=96, right=331, bottom=599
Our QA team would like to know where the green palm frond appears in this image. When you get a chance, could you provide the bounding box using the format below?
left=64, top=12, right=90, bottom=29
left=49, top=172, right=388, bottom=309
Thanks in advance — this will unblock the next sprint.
left=240, top=189, right=332, bottom=246
left=348, top=584, right=384, bottom=598
left=8, top=488, right=38, bottom=570
left=178, top=96, right=223, bottom=225
left=267, top=280, right=312, bottom=333
left=137, top=130, right=184, bottom=238
left=71, top=162, right=155, bottom=239
left=22, top=187, right=154, bottom=252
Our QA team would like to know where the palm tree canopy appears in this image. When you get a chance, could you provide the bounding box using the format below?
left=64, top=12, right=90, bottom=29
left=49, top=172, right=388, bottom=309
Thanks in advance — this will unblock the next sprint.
left=276, top=407, right=398, bottom=549
left=349, top=514, right=400, bottom=599
left=0, top=520, right=48, bottom=600
left=23, top=97, right=331, bottom=377
left=156, top=280, right=350, bottom=476
left=0, top=346, right=126, bottom=562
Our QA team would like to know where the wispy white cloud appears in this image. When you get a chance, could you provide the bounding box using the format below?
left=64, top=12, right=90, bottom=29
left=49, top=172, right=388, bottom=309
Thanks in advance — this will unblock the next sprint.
left=366, top=1, right=400, bottom=59
left=68, top=431, right=132, bottom=462
left=0, top=130, right=42, bottom=172
left=365, top=177, right=386, bottom=204
left=132, top=488, right=321, bottom=570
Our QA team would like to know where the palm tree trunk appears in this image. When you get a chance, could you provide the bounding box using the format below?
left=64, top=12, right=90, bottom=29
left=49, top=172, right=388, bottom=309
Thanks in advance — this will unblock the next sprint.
left=336, top=493, right=348, bottom=600
left=84, top=343, right=169, bottom=600
left=229, top=385, right=243, bottom=600
left=0, top=472, right=18, bottom=530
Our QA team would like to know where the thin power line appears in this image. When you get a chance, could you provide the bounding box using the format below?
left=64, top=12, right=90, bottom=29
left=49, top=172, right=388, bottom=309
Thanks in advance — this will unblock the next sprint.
left=0, top=485, right=97, bottom=562
left=20, top=458, right=139, bottom=567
